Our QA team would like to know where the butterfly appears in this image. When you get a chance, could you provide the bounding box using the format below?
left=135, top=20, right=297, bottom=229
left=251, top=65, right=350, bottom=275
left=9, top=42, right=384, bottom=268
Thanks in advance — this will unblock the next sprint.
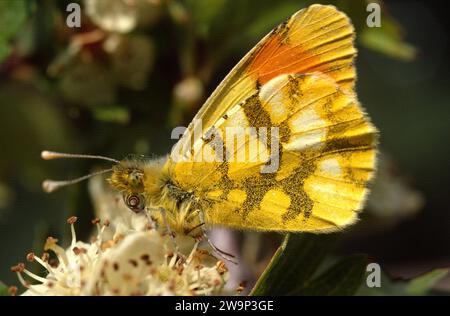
left=43, top=5, right=377, bottom=248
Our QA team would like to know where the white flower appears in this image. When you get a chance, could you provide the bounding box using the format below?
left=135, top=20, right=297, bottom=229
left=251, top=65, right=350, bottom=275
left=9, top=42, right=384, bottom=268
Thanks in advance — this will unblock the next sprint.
left=85, top=0, right=139, bottom=33
left=13, top=216, right=228, bottom=296
left=85, top=0, right=163, bottom=34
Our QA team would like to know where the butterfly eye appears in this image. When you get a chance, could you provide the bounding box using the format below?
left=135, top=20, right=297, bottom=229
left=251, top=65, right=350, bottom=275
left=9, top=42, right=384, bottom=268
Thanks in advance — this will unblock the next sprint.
left=124, top=194, right=145, bottom=213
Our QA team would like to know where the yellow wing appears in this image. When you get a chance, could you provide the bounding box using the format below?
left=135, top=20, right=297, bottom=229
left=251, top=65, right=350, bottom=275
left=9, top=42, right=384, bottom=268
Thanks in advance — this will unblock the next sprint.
left=166, top=5, right=378, bottom=232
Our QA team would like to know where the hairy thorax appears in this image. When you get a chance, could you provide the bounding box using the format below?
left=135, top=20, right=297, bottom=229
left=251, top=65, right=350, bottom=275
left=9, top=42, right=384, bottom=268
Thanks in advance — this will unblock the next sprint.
left=109, top=156, right=204, bottom=236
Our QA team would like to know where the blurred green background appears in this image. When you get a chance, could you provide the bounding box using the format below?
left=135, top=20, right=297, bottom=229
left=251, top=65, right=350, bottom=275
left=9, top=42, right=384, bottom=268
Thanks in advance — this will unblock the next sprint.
left=0, top=0, right=449, bottom=290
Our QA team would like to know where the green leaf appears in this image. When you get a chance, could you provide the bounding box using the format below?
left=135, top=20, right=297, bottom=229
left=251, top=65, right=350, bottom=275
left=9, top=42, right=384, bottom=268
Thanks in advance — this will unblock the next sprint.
left=294, top=254, right=368, bottom=296
left=91, top=106, right=130, bottom=124
left=0, top=281, right=10, bottom=296
left=184, top=0, right=228, bottom=38
left=0, top=0, right=30, bottom=62
left=0, top=41, right=12, bottom=62
left=357, top=268, right=449, bottom=296
left=360, top=16, right=416, bottom=61
left=406, top=269, right=449, bottom=296
left=0, top=0, right=29, bottom=40
left=250, top=233, right=337, bottom=296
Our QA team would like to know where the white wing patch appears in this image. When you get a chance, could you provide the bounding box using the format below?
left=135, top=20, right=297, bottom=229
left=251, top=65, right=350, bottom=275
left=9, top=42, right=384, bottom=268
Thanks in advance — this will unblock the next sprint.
left=290, top=107, right=328, bottom=134
left=318, top=158, right=342, bottom=178
left=259, top=75, right=290, bottom=124
left=284, top=129, right=326, bottom=151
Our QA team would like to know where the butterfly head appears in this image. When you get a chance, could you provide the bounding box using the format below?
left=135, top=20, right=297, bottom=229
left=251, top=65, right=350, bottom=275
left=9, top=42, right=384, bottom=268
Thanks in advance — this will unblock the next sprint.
left=41, top=151, right=147, bottom=213
left=108, top=161, right=145, bottom=193
left=108, top=159, right=147, bottom=213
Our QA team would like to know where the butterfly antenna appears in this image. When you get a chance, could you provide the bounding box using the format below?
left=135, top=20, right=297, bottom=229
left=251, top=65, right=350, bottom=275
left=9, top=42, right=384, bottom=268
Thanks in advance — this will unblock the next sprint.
left=41, top=150, right=120, bottom=163
left=41, top=150, right=119, bottom=193
left=43, top=168, right=113, bottom=193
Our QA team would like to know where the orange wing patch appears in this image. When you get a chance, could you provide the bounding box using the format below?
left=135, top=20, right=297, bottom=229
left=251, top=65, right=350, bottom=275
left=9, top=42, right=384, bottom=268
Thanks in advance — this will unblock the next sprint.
left=248, top=5, right=356, bottom=91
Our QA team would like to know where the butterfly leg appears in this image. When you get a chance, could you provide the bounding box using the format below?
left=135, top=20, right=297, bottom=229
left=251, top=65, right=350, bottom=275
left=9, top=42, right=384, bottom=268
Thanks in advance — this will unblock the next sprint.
left=196, top=209, right=237, bottom=265
left=144, top=207, right=158, bottom=230
left=159, top=207, right=178, bottom=251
